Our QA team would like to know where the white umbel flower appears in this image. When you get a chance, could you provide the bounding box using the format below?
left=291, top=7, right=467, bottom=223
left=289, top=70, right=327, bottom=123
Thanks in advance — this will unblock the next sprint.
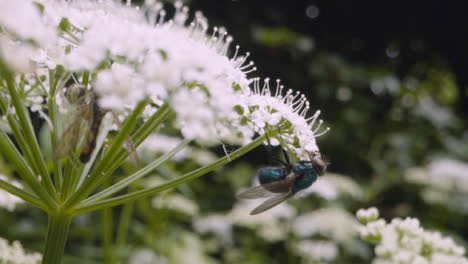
left=0, top=237, right=42, bottom=264
left=1, top=0, right=328, bottom=158
left=357, top=207, right=468, bottom=264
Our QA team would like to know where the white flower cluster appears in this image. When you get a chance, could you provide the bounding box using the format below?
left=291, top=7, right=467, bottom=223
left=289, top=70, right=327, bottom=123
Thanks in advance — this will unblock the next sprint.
left=405, top=159, right=468, bottom=213
left=295, top=240, right=338, bottom=262
left=300, top=172, right=364, bottom=200
left=0, top=0, right=327, bottom=158
left=293, top=207, right=359, bottom=243
left=357, top=207, right=468, bottom=264
left=0, top=238, right=42, bottom=264
left=129, top=249, right=168, bottom=264
left=0, top=175, right=24, bottom=211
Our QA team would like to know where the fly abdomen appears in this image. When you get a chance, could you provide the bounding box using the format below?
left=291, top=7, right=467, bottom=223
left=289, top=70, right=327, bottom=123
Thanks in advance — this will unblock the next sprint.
left=292, top=171, right=317, bottom=194
left=258, top=168, right=287, bottom=185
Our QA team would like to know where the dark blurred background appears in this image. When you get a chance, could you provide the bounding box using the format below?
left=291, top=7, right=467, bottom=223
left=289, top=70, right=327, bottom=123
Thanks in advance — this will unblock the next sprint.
left=189, top=0, right=468, bottom=175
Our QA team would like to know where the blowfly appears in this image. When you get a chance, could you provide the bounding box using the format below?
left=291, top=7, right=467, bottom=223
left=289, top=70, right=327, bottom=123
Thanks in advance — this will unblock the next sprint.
left=237, top=136, right=327, bottom=215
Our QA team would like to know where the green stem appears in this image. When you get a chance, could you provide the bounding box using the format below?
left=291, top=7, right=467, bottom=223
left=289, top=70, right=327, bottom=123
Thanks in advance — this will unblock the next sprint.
left=73, top=134, right=267, bottom=214
left=116, top=201, right=134, bottom=249
left=0, top=178, right=48, bottom=211
left=64, top=99, right=149, bottom=208
left=82, top=139, right=189, bottom=204
left=3, top=67, right=56, bottom=198
left=101, top=198, right=114, bottom=264
left=0, top=128, right=57, bottom=211
left=48, top=95, right=63, bottom=193
left=42, top=213, right=73, bottom=264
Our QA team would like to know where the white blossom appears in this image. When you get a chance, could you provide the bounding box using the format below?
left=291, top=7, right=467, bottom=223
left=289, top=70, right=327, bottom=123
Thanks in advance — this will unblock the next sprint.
left=0, top=0, right=327, bottom=159
left=130, top=249, right=168, bottom=264
left=0, top=237, right=42, bottom=264
left=295, top=240, right=338, bottom=262
left=193, top=214, right=233, bottom=246
left=357, top=207, right=468, bottom=264
left=228, top=199, right=296, bottom=241
left=293, top=207, right=358, bottom=242
left=152, top=193, right=199, bottom=216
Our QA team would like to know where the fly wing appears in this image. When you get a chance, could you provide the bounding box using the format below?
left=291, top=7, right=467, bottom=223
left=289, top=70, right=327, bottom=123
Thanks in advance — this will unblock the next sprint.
left=236, top=177, right=295, bottom=199
left=250, top=192, right=293, bottom=215
left=53, top=106, right=92, bottom=160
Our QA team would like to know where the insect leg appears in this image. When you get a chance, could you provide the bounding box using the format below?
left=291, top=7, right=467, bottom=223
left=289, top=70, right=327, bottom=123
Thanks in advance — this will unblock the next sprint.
left=276, top=126, right=291, bottom=167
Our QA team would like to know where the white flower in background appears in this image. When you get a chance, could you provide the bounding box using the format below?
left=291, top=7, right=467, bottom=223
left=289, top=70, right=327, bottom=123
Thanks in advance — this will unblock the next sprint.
left=293, top=207, right=358, bottom=242
left=0, top=0, right=55, bottom=45
left=295, top=240, right=338, bottom=263
left=229, top=200, right=296, bottom=241
left=168, top=231, right=217, bottom=264
left=193, top=214, right=233, bottom=246
left=405, top=159, right=468, bottom=213
left=129, top=249, right=168, bottom=264
left=356, top=207, right=379, bottom=224
left=300, top=173, right=363, bottom=200
left=138, top=134, right=217, bottom=165
left=357, top=207, right=468, bottom=264
left=0, top=175, right=24, bottom=211
left=0, top=0, right=327, bottom=159
left=152, top=193, right=199, bottom=216
left=0, top=237, right=42, bottom=264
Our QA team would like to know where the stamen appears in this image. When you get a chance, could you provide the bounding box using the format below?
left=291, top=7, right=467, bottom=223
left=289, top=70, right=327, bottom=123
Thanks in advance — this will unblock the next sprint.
left=314, top=127, right=330, bottom=137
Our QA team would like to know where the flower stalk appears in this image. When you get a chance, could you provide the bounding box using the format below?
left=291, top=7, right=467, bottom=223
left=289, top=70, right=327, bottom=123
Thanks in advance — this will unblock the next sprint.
left=43, top=213, right=73, bottom=264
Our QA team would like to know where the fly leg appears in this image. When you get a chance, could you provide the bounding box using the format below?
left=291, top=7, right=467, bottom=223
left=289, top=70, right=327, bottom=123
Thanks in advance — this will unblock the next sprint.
left=264, top=128, right=289, bottom=169
left=276, top=126, right=291, bottom=167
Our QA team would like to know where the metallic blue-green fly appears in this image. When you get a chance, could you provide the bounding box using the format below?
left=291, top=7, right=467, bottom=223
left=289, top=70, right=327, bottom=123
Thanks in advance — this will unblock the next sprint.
left=237, top=151, right=327, bottom=215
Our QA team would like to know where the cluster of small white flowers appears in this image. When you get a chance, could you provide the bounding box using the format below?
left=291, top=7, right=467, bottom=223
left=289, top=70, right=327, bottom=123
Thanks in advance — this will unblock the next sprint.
left=405, top=159, right=468, bottom=213
left=293, top=207, right=359, bottom=242
left=300, top=173, right=363, bottom=200
left=0, top=175, right=24, bottom=211
left=151, top=193, right=199, bottom=216
left=129, top=249, right=168, bottom=264
left=0, top=0, right=327, bottom=159
left=356, top=207, right=379, bottom=223
left=295, top=240, right=338, bottom=262
left=193, top=214, right=233, bottom=246
left=228, top=199, right=296, bottom=241
left=0, top=237, right=42, bottom=264
left=357, top=207, right=468, bottom=264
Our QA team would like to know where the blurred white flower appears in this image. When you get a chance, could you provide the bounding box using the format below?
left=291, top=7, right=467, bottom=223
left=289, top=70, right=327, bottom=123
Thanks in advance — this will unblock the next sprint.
left=293, top=207, right=358, bottom=242
left=357, top=207, right=468, bottom=264
left=0, top=237, right=42, bottom=264
left=193, top=214, right=233, bottom=246
left=0, top=0, right=56, bottom=45
left=129, top=249, right=168, bottom=264
left=152, top=193, right=199, bottom=216
left=295, top=240, right=338, bottom=262
left=168, top=231, right=217, bottom=264
left=229, top=200, right=296, bottom=241
left=405, top=159, right=468, bottom=213
left=0, top=175, right=24, bottom=211
left=300, top=173, right=363, bottom=200
left=356, top=207, right=379, bottom=224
